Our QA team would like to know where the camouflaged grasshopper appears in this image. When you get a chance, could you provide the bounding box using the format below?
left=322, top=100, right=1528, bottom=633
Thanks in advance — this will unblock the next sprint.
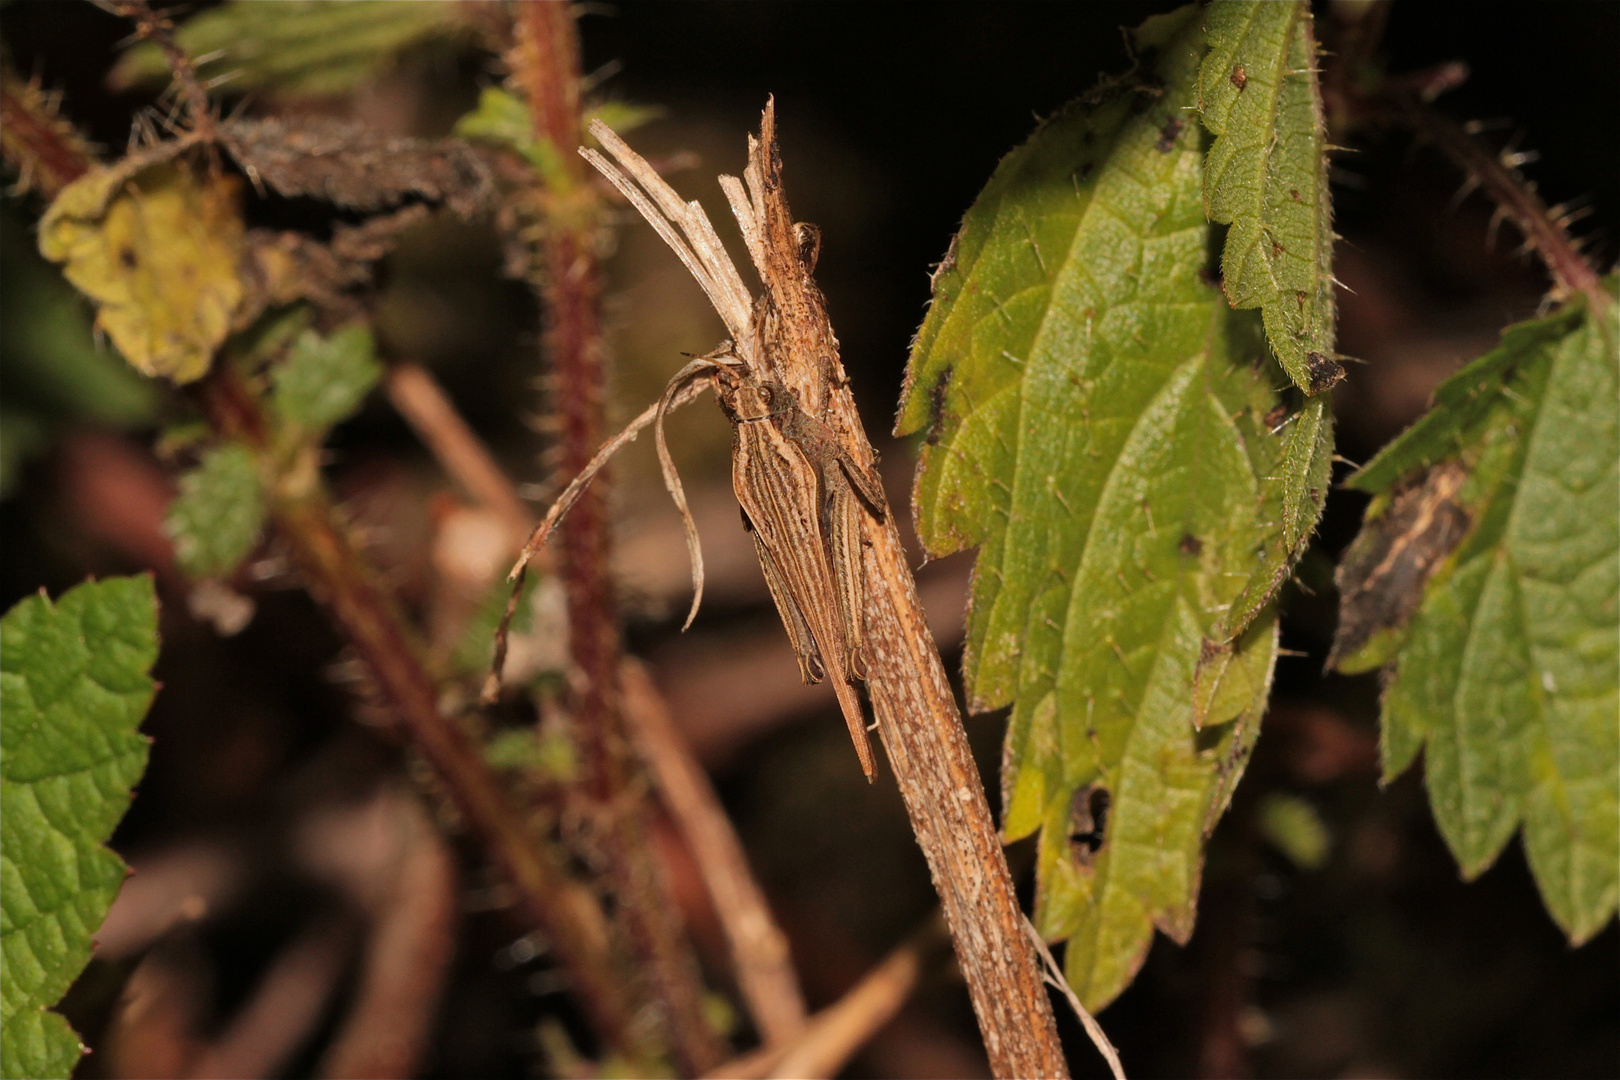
left=489, top=104, right=888, bottom=781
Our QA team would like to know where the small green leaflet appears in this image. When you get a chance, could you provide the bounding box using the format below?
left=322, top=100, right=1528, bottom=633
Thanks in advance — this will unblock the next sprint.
left=165, top=443, right=266, bottom=581
left=272, top=324, right=382, bottom=436
left=1, top=576, right=158, bottom=1080
left=166, top=325, right=376, bottom=583
left=456, top=87, right=662, bottom=190
left=1333, top=282, right=1619, bottom=943
left=109, top=0, right=464, bottom=99
left=897, top=6, right=1330, bottom=1010
left=1198, top=0, right=1341, bottom=396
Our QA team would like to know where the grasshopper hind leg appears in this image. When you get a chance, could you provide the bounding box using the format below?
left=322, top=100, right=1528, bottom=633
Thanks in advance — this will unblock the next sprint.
left=747, top=527, right=825, bottom=684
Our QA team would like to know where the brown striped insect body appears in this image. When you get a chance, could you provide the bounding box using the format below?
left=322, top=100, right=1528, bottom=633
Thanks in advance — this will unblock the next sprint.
left=714, top=363, right=886, bottom=780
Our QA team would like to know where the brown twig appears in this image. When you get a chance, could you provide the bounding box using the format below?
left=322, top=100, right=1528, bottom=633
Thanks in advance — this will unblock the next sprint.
left=575, top=101, right=1068, bottom=1078
left=740, top=109, right=1069, bottom=1077
left=703, top=916, right=948, bottom=1080
left=385, top=362, right=534, bottom=549
left=314, top=788, right=460, bottom=1080
left=508, top=5, right=723, bottom=1073
left=622, top=658, right=809, bottom=1045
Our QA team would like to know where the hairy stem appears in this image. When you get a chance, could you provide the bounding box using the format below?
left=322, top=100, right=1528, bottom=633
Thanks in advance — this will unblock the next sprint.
left=0, top=65, right=98, bottom=196
left=1389, top=93, right=1609, bottom=313
left=508, top=5, right=723, bottom=1072
left=199, top=368, right=645, bottom=1057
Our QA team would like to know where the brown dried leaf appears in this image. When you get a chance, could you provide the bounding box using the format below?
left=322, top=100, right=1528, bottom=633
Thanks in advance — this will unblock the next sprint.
left=221, top=118, right=491, bottom=218
left=1328, top=461, right=1470, bottom=672
left=237, top=204, right=432, bottom=326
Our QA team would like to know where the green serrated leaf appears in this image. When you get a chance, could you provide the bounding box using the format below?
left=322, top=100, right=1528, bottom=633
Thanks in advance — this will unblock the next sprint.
left=1198, top=0, right=1340, bottom=395
left=272, top=324, right=382, bottom=435
left=454, top=87, right=536, bottom=154
left=1, top=576, right=158, bottom=1079
left=898, top=5, right=1324, bottom=1010
left=1337, top=284, right=1619, bottom=943
left=165, top=443, right=267, bottom=580
left=110, top=0, right=463, bottom=99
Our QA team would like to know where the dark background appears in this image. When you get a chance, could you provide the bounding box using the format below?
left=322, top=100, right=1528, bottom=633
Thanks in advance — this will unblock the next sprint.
left=2, top=2, right=1616, bottom=1077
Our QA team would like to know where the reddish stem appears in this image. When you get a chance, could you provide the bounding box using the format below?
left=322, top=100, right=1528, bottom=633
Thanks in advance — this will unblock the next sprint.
left=0, top=68, right=94, bottom=196
left=510, top=5, right=724, bottom=1073
left=1389, top=94, right=1609, bottom=312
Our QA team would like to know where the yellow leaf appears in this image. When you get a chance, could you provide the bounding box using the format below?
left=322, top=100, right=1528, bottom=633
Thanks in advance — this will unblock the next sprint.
left=40, top=160, right=244, bottom=384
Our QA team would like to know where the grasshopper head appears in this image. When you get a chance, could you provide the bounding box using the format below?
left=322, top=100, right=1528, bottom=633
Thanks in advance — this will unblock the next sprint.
left=718, top=370, right=795, bottom=422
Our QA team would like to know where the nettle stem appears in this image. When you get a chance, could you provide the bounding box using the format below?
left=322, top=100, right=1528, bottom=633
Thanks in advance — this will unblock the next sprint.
left=508, top=5, right=723, bottom=1073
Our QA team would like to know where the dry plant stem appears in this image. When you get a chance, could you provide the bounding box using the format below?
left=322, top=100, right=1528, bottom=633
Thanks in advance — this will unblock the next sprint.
left=584, top=103, right=1067, bottom=1077
left=385, top=362, right=535, bottom=548
left=860, top=492, right=1067, bottom=1078
left=702, top=917, right=947, bottom=1080
left=743, top=109, right=1068, bottom=1079
left=199, top=368, right=643, bottom=1061
left=1023, top=920, right=1126, bottom=1080
left=185, top=919, right=355, bottom=1080
left=317, top=800, right=459, bottom=1080
left=509, top=5, right=723, bottom=1072
left=622, top=659, right=809, bottom=1045
left=1389, top=93, right=1609, bottom=313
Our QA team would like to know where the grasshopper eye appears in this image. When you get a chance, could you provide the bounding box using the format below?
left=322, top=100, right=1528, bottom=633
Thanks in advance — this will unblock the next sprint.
left=794, top=222, right=821, bottom=271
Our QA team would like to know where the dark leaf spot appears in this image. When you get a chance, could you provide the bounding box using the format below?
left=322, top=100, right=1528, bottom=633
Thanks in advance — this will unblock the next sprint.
left=118, top=247, right=138, bottom=269
left=1068, top=785, right=1111, bottom=867
left=1179, top=533, right=1203, bottom=557
left=924, top=366, right=953, bottom=445
left=1230, top=64, right=1248, bottom=90
left=1304, top=351, right=1345, bottom=394
left=1155, top=117, right=1184, bottom=153
left=794, top=222, right=821, bottom=272
left=1329, top=462, right=1472, bottom=668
